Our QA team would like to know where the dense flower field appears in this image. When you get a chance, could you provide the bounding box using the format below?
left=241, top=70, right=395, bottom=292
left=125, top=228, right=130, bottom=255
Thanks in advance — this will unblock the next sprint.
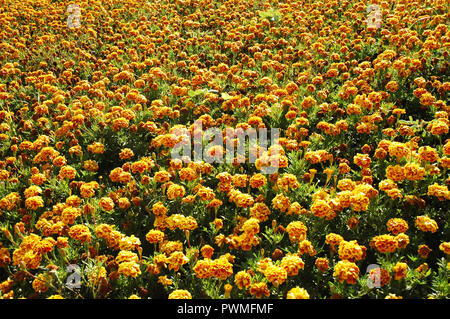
left=0, top=0, right=449, bottom=299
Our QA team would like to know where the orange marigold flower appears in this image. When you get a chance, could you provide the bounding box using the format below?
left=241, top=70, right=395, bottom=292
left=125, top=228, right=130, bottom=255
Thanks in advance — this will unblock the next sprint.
left=286, top=287, right=310, bottom=299
left=392, top=262, right=408, bottom=280
left=333, top=260, right=359, bottom=284
left=249, top=282, right=270, bottom=299
left=439, top=242, right=450, bottom=255
left=234, top=270, right=251, bottom=290
left=68, top=225, right=91, bottom=243
left=315, top=257, right=329, bottom=273
left=146, top=229, right=165, bottom=244
left=371, top=234, right=398, bottom=254
left=386, top=218, right=409, bottom=235
left=99, top=197, right=115, bottom=211
left=168, top=289, right=192, bottom=299
left=286, top=221, right=307, bottom=243
left=415, top=215, right=438, bottom=233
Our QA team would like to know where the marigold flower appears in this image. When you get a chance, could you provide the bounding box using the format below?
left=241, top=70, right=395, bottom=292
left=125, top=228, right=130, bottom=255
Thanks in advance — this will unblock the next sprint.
left=118, top=261, right=141, bottom=278
left=333, top=260, right=359, bottom=284
left=234, top=270, right=251, bottom=290
left=200, top=245, right=214, bottom=259
left=392, top=262, right=408, bottom=280
left=146, top=229, right=165, bottom=244
left=415, top=215, right=438, bottom=233
left=439, top=242, right=450, bottom=255
left=32, top=273, right=52, bottom=293
left=68, top=225, right=92, bottom=243
left=315, top=257, right=329, bottom=273
left=280, top=253, right=305, bottom=276
left=25, top=196, right=44, bottom=211
left=418, top=244, right=432, bottom=258
left=168, top=289, right=192, bottom=299
left=249, top=282, right=270, bottom=298
left=371, top=234, right=398, bottom=254
left=387, top=218, right=409, bottom=235
left=99, top=197, right=115, bottom=211
left=338, top=240, right=366, bottom=262
left=286, top=287, right=310, bottom=299
left=286, top=221, right=307, bottom=243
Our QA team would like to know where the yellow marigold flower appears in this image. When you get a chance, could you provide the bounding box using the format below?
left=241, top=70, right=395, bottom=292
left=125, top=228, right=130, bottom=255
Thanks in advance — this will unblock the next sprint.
left=154, top=170, right=171, bottom=183
left=395, top=233, right=410, bottom=249
left=119, top=235, right=141, bottom=251
left=415, top=215, right=438, bottom=233
left=311, top=199, right=334, bottom=218
left=118, top=261, right=141, bottom=277
left=350, top=192, right=370, bottom=212
left=25, top=196, right=44, bottom=211
left=337, top=179, right=356, bottom=191
left=32, top=273, right=52, bottom=293
left=280, top=253, right=305, bottom=276
left=24, top=185, right=42, bottom=199
left=30, top=173, right=46, bottom=185
left=146, top=229, right=165, bottom=244
left=315, top=257, right=329, bottom=273
left=388, top=142, right=410, bottom=160
left=386, top=165, right=405, bottom=182
left=166, top=184, right=185, bottom=200
left=151, top=202, right=167, bottom=216
left=298, top=240, right=316, bottom=256
left=353, top=153, right=371, bottom=168
left=179, top=167, right=197, bottom=181
left=52, top=155, right=67, bottom=167
left=392, top=262, right=408, bottom=280
left=61, top=207, right=82, bottom=225
left=200, top=245, right=214, bottom=259
left=59, top=165, right=77, bottom=179
left=286, top=221, right=307, bottom=243
left=83, top=160, right=99, bottom=172
left=418, top=146, right=439, bottom=163
left=241, top=218, right=260, bottom=235
left=333, top=260, right=359, bottom=284
left=404, top=163, right=426, bottom=181
left=338, top=240, right=366, bottom=262
left=119, top=148, right=134, bottom=160
left=99, top=197, right=115, bottom=211
left=80, top=181, right=100, bottom=198
left=427, top=183, right=449, bottom=201
left=370, top=234, right=398, bottom=254
left=193, top=258, right=213, bottom=279
left=249, top=173, right=267, bottom=188
left=369, top=268, right=391, bottom=287
left=286, top=287, right=310, bottom=299
left=168, top=289, right=192, bottom=299
left=116, top=250, right=139, bottom=264
left=166, top=251, right=189, bottom=271
left=439, top=242, right=450, bottom=255
left=325, top=233, right=344, bottom=251
left=68, top=225, right=91, bottom=243
left=386, top=218, right=409, bottom=235
left=234, top=270, right=251, bottom=290
left=249, top=282, right=270, bottom=298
